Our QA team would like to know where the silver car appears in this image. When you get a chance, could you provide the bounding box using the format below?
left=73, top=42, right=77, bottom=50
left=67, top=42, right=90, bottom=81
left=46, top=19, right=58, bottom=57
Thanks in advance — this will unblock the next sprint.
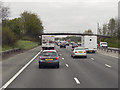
left=71, top=47, right=87, bottom=58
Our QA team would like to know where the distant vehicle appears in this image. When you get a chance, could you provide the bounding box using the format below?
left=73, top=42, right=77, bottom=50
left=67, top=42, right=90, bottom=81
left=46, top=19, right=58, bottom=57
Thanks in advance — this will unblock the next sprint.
left=39, top=50, right=59, bottom=68
left=72, top=43, right=78, bottom=48
left=99, top=42, right=108, bottom=48
left=77, top=42, right=82, bottom=46
left=66, top=42, right=69, bottom=46
left=57, top=42, right=61, bottom=46
left=70, top=42, right=74, bottom=45
left=42, top=35, right=55, bottom=50
left=60, top=41, right=66, bottom=48
left=81, top=36, right=97, bottom=53
left=71, top=47, right=87, bottom=58
left=97, top=44, right=99, bottom=47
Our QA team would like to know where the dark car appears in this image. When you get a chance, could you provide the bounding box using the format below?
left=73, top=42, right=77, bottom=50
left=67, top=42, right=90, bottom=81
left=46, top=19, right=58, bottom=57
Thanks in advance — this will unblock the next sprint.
left=39, top=50, right=59, bottom=68
left=60, top=41, right=66, bottom=48
left=72, top=43, right=78, bottom=48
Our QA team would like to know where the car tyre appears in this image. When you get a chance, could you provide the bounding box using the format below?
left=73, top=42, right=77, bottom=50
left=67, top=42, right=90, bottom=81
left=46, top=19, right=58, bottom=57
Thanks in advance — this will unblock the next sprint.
left=73, top=55, right=75, bottom=58
left=39, top=65, right=42, bottom=68
left=56, top=64, right=59, bottom=68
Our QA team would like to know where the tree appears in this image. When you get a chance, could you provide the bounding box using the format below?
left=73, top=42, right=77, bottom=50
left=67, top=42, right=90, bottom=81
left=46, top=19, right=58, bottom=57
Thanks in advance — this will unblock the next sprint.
left=108, top=18, right=116, bottom=36
left=102, top=24, right=107, bottom=35
left=83, top=29, right=93, bottom=34
left=6, top=18, right=23, bottom=39
left=21, top=11, right=44, bottom=40
left=2, top=27, right=17, bottom=46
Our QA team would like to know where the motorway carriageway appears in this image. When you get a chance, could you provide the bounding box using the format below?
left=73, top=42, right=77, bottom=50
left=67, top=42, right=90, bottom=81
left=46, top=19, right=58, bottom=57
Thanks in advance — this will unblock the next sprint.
left=1, top=45, right=118, bottom=88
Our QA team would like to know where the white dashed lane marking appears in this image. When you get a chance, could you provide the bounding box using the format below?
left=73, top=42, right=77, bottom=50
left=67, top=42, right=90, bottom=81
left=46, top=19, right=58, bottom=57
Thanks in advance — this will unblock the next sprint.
left=105, top=64, right=111, bottom=68
left=74, top=77, right=80, bottom=85
left=65, top=64, right=69, bottom=67
left=91, top=58, right=94, bottom=60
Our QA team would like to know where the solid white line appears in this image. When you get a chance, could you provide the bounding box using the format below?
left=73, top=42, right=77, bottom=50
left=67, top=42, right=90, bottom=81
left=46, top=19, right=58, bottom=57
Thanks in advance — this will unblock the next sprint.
left=74, top=77, right=80, bottom=85
left=62, top=58, right=64, bottom=60
left=0, top=51, right=41, bottom=90
left=105, top=64, right=111, bottom=68
left=66, top=64, right=69, bottom=67
left=91, top=58, right=94, bottom=60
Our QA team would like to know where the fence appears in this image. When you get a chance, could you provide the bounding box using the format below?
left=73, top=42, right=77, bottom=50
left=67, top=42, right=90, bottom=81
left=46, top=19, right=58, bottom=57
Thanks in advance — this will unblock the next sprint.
left=1, top=48, right=22, bottom=56
left=97, top=47, right=120, bottom=54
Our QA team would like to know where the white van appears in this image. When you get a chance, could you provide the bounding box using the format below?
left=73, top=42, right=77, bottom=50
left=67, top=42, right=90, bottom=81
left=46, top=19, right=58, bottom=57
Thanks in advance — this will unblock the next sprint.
left=99, top=42, right=108, bottom=48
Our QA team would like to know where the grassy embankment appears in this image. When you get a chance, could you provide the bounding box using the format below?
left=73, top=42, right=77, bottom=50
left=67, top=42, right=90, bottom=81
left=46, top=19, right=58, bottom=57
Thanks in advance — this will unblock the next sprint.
left=2, top=40, right=39, bottom=51
left=100, top=38, right=120, bottom=48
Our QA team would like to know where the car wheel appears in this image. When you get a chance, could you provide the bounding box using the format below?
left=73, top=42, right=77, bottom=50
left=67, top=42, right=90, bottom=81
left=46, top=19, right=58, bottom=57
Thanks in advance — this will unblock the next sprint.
left=84, top=56, right=87, bottom=58
left=73, top=55, right=75, bottom=58
left=39, top=65, right=42, bottom=68
left=56, top=64, right=59, bottom=68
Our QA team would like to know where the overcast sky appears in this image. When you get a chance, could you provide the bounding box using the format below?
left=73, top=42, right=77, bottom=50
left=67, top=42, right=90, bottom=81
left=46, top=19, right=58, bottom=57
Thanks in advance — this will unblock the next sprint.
left=2, top=0, right=119, bottom=34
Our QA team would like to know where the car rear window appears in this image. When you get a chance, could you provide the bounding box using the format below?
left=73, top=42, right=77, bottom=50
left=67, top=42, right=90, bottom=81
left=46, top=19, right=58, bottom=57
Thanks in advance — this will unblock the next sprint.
left=102, top=43, right=107, bottom=45
left=75, top=48, right=84, bottom=50
left=41, top=51, right=57, bottom=56
left=73, top=44, right=77, bottom=45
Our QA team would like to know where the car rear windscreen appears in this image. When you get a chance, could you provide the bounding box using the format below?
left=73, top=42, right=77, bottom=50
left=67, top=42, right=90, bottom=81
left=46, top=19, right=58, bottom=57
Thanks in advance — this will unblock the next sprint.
left=41, top=51, right=57, bottom=57
left=75, top=48, right=84, bottom=50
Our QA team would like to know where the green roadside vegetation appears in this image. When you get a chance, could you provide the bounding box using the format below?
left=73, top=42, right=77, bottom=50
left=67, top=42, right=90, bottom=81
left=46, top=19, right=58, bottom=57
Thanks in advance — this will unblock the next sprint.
left=1, top=5, right=43, bottom=52
left=2, top=40, right=39, bottom=51
left=100, top=38, right=120, bottom=48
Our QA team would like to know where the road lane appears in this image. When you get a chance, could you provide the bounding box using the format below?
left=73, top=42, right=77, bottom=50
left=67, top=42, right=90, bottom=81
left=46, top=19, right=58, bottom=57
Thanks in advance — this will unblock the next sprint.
left=4, top=45, right=118, bottom=88
left=58, top=46, right=118, bottom=88
left=7, top=54, right=78, bottom=88
left=2, top=46, right=41, bottom=86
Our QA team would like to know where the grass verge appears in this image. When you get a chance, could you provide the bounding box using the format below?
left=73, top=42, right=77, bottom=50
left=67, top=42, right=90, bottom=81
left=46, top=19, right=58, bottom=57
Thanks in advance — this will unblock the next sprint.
left=2, top=40, right=39, bottom=51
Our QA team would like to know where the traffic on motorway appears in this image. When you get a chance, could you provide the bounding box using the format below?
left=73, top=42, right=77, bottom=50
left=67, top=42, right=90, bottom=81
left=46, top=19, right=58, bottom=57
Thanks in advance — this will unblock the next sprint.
left=39, top=35, right=107, bottom=68
left=1, top=35, right=118, bottom=88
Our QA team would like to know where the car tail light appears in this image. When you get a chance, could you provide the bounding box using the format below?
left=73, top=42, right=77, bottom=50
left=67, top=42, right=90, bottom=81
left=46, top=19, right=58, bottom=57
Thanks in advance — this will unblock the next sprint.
left=55, top=56, right=59, bottom=60
left=75, top=51, right=77, bottom=53
left=40, top=56, right=43, bottom=60
left=84, top=51, right=86, bottom=53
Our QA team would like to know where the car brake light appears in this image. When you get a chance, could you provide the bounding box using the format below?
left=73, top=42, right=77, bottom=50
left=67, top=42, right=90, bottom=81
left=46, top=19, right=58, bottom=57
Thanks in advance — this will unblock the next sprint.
left=40, top=56, right=43, bottom=60
left=55, top=56, right=59, bottom=60
left=75, top=51, right=77, bottom=53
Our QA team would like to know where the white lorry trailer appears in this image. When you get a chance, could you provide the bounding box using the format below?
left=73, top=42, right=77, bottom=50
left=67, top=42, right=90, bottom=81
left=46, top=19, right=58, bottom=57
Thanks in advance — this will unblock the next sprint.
left=42, top=35, right=55, bottom=50
left=81, top=36, right=97, bottom=53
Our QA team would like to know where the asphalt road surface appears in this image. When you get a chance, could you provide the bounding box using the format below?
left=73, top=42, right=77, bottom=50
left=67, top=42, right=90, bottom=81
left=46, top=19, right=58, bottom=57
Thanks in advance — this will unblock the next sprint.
left=2, top=45, right=119, bottom=88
